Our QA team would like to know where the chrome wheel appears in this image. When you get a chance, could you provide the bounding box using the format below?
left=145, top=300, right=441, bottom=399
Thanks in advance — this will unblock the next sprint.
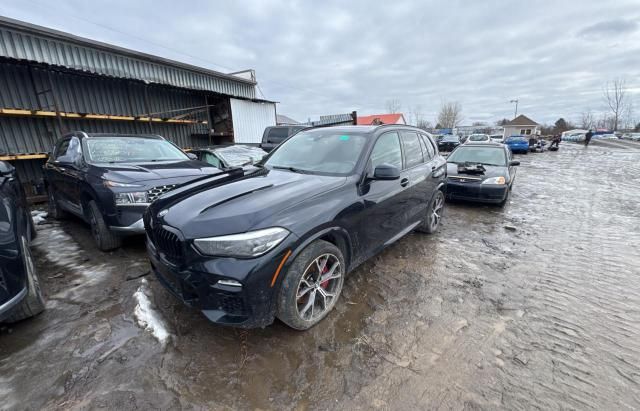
left=430, top=191, right=444, bottom=231
left=296, top=253, right=343, bottom=321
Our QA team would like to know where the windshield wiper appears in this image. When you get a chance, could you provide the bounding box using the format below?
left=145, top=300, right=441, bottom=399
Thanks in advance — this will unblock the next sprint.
left=271, top=165, right=307, bottom=173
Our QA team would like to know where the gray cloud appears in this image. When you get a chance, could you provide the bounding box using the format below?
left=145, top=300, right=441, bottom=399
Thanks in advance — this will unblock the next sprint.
left=2, top=0, right=640, bottom=126
left=578, top=19, right=638, bottom=39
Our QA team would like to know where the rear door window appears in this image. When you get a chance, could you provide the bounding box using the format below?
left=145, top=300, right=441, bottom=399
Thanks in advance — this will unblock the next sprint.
left=419, top=134, right=435, bottom=160
left=400, top=131, right=424, bottom=169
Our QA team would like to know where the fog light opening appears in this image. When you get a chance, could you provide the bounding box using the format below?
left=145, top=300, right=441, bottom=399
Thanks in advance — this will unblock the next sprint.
left=217, top=279, right=242, bottom=287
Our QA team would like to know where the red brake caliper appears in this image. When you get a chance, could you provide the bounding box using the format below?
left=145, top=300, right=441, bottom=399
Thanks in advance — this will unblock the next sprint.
left=320, top=263, right=330, bottom=289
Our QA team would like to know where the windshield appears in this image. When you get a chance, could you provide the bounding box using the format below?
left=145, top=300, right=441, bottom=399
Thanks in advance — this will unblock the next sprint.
left=216, top=146, right=267, bottom=167
left=447, top=146, right=506, bottom=166
left=469, top=135, right=488, bottom=141
left=263, top=129, right=368, bottom=175
left=84, top=137, right=189, bottom=163
left=506, top=137, right=527, bottom=143
left=442, top=135, right=459, bottom=142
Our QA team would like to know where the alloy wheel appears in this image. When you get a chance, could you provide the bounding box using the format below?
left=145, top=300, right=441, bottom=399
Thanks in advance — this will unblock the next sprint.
left=430, top=191, right=444, bottom=231
left=295, top=253, right=343, bottom=321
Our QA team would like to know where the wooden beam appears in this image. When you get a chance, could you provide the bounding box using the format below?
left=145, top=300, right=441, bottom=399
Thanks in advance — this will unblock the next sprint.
left=0, top=108, right=207, bottom=125
left=0, top=153, right=49, bottom=161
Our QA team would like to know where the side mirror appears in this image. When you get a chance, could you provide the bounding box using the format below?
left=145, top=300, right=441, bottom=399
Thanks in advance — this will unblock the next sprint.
left=0, top=160, right=15, bottom=176
left=509, top=161, right=520, bottom=166
left=186, top=153, right=197, bottom=160
left=373, top=163, right=400, bottom=180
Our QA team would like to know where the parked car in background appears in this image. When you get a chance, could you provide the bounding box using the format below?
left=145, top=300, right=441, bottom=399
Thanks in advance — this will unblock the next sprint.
left=145, top=125, right=446, bottom=330
left=504, top=136, right=530, bottom=154
left=44, top=132, right=224, bottom=251
left=189, top=145, right=267, bottom=170
left=489, top=134, right=503, bottom=143
left=621, top=133, right=640, bottom=141
left=465, top=134, right=491, bottom=144
left=260, top=125, right=309, bottom=152
left=438, top=134, right=461, bottom=152
left=0, top=161, right=45, bottom=323
left=446, top=143, right=519, bottom=206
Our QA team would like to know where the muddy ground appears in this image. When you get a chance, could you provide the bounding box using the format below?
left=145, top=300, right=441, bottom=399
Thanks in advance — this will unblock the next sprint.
left=1, top=140, right=639, bottom=410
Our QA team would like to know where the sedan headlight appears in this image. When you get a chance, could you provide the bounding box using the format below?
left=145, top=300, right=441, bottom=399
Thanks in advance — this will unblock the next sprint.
left=114, top=192, right=148, bottom=205
left=193, top=227, right=289, bottom=258
left=482, top=176, right=506, bottom=185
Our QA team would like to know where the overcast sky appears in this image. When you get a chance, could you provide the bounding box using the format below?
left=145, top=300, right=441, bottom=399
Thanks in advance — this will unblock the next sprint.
left=2, top=0, right=640, bottom=126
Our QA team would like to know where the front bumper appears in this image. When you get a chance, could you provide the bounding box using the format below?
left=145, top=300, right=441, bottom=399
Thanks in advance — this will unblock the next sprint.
left=146, top=226, right=298, bottom=328
left=446, top=180, right=508, bottom=204
left=108, top=206, right=147, bottom=234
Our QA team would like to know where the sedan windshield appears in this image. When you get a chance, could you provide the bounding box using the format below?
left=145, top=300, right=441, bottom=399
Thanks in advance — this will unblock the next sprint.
left=506, top=137, right=527, bottom=143
left=441, top=135, right=459, bottom=142
left=469, top=135, right=488, bottom=141
left=447, top=146, right=506, bottom=166
left=85, top=137, right=188, bottom=163
left=263, top=129, right=368, bottom=175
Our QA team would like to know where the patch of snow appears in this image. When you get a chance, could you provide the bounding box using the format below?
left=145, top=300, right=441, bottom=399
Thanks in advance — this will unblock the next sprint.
left=31, top=210, right=48, bottom=224
left=133, top=285, right=170, bottom=345
left=33, top=226, right=111, bottom=299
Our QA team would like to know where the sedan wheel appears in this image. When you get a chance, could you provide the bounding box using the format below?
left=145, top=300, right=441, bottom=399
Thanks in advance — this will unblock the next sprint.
left=277, top=240, right=345, bottom=330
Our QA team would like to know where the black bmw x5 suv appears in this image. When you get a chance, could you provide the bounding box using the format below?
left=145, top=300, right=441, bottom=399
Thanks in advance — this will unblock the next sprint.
left=145, top=125, right=447, bottom=330
left=44, top=132, right=221, bottom=251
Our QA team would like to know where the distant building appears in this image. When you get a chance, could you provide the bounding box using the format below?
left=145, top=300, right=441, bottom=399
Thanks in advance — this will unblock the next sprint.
left=502, top=115, right=540, bottom=138
left=276, top=114, right=300, bottom=125
left=357, top=113, right=406, bottom=125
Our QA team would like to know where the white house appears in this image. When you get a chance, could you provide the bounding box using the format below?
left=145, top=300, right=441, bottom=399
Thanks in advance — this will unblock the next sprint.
left=502, top=115, right=540, bottom=138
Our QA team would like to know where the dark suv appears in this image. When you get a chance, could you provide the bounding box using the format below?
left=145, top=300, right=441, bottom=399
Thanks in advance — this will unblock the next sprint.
left=44, top=132, right=221, bottom=251
left=260, top=125, right=308, bottom=152
left=0, top=161, right=45, bottom=323
left=145, top=125, right=446, bottom=330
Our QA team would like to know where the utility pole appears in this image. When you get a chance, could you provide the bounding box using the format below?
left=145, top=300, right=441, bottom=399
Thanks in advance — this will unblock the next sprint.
left=510, top=99, right=519, bottom=119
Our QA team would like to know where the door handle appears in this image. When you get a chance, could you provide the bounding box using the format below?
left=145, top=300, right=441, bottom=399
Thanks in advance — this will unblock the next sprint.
left=400, top=178, right=409, bottom=187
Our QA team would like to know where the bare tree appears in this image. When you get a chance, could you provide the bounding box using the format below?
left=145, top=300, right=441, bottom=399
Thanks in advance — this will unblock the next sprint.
left=385, top=99, right=402, bottom=114
left=407, top=104, right=425, bottom=126
left=416, top=119, right=433, bottom=131
left=580, top=110, right=595, bottom=130
left=603, top=78, right=628, bottom=131
left=437, top=101, right=463, bottom=129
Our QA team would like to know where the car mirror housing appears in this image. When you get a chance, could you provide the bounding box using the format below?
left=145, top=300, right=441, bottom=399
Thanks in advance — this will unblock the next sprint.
left=186, top=153, right=197, bottom=160
left=373, top=163, right=400, bottom=180
left=0, top=160, right=15, bottom=176
left=510, top=161, right=520, bottom=166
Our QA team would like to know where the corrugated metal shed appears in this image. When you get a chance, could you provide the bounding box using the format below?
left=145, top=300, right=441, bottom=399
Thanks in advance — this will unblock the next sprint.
left=230, top=98, right=276, bottom=144
left=0, top=16, right=257, bottom=99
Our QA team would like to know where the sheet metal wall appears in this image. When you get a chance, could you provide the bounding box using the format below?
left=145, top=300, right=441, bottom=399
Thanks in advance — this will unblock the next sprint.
left=0, top=18, right=256, bottom=99
left=0, top=116, right=206, bottom=154
left=230, top=98, right=276, bottom=144
left=0, top=61, right=210, bottom=119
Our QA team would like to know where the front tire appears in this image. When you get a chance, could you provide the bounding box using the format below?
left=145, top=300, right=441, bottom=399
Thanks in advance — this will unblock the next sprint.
left=277, top=240, right=345, bottom=330
left=88, top=200, right=122, bottom=251
left=417, top=190, right=445, bottom=234
left=5, top=236, right=45, bottom=323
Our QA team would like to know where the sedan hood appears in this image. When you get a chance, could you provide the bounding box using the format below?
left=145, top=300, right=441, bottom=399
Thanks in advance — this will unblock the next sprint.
left=94, top=160, right=220, bottom=183
left=156, top=169, right=347, bottom=238
left=447, top=163, right=507, bottom=179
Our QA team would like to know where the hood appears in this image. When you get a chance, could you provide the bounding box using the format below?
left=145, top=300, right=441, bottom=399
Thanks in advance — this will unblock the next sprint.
left=446, top=162, right=507, bottom=179
left=156, top=169, right=347, bottom=238
left=93, top=160, right=220, bottom=183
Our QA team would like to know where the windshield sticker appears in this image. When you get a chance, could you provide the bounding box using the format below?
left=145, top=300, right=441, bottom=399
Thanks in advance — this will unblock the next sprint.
left=339, top=135, right=350, bottom=141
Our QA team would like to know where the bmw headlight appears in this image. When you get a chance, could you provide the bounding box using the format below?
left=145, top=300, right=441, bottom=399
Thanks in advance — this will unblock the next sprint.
left=482, top=176, right=506, bottom=185
left=114, top=192, right=148, bottom=205
left=193, top=227, right=289, bottom=258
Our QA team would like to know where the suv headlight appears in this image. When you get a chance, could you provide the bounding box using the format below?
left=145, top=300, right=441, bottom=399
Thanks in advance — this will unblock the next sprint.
left=114, top=192, right=148, bottom=205
left=193, top=227, right=289, bottom=258
left=482, top=176, right=506, bottom=185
